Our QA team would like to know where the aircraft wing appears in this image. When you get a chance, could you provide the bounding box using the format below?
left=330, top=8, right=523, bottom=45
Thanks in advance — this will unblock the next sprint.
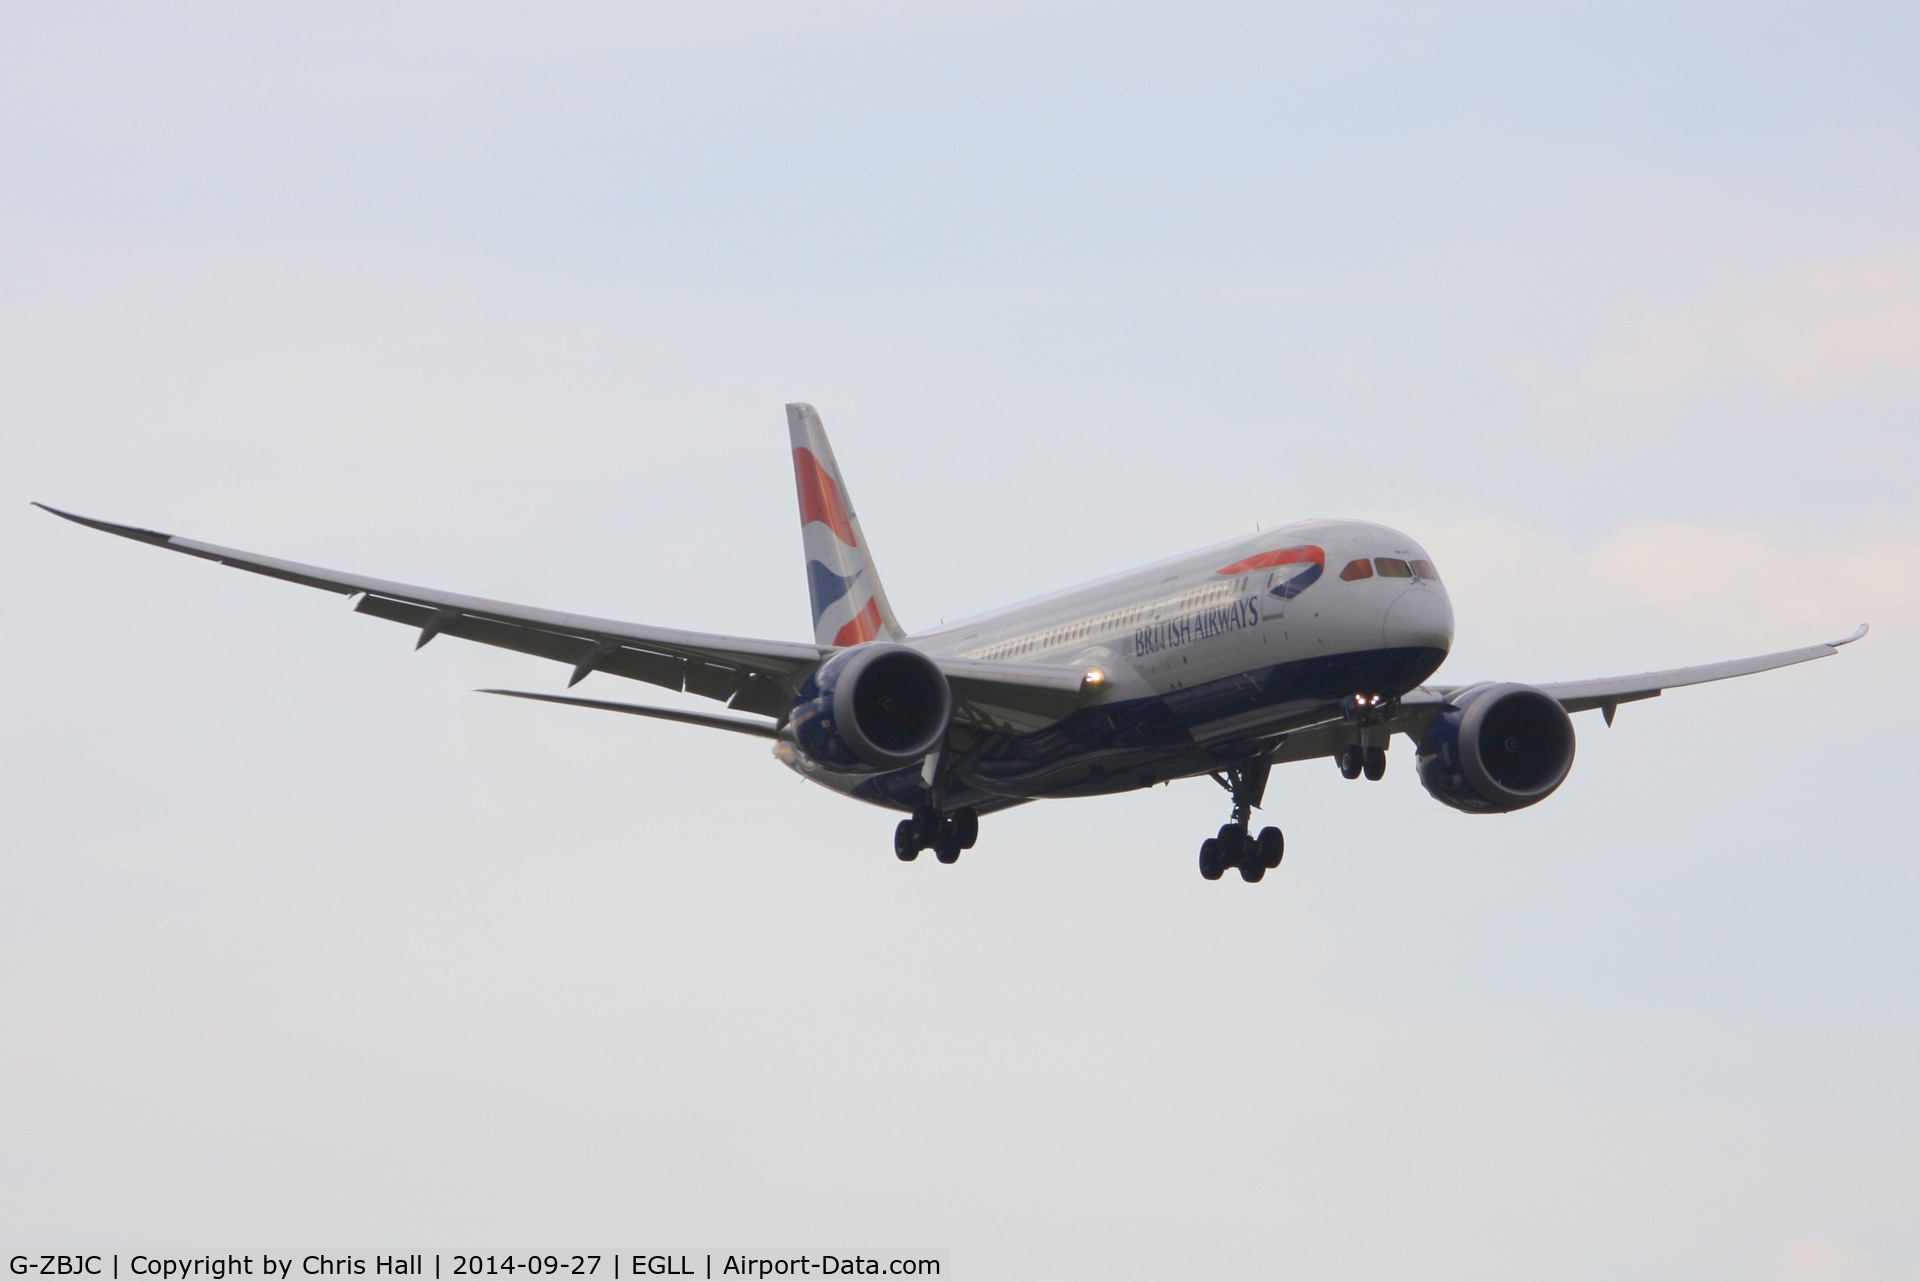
left=1418, top=625, right=1869, bottom=723
left=35, top=504, right=824, bottom=719
left=1259, top=627, right=1873, bottom=767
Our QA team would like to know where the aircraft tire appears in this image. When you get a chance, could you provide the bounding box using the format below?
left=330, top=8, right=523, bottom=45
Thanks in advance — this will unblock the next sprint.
left=953, top=807, right=979, bottom=850
left=1239, top=858, right=1266, bottom=883
left=894, top=819, right=921, bottom=862
left=1198, top=838, right=1226, bottom=880
left=1363, top=746, right=1386, bottom=781
left=934, top=835, right=962, bottom=864
left=1339, top=746, right=1364, bottom=779
left=1257, top=826, right=1284, bottom=868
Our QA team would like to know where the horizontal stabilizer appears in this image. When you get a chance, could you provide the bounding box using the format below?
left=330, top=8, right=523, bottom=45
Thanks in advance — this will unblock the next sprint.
left=478, top=689, right=787, bottom=739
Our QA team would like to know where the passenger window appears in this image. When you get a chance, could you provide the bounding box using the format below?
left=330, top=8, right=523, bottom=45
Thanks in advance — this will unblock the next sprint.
left=1410, top=559, right=1438, bottom=580
left=1375, top=558, right=1412, bottom=578
left=1339, top=559, right=1373, bottom=581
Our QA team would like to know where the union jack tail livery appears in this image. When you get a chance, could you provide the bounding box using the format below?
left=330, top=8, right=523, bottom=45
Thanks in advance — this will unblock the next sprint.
left=787, top=402, right=903, bottom=647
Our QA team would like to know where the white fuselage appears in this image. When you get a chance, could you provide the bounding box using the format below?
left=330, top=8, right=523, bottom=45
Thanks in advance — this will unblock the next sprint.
left=914, top=518, right=1453, bottom=704
left=781, top=518, right=1454, bottom=809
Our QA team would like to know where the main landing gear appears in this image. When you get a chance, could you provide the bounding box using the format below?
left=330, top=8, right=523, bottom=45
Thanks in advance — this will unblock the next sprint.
left=1199, top=759, right=1284, bottom=883
left=895, top=806, right=979, bottom=864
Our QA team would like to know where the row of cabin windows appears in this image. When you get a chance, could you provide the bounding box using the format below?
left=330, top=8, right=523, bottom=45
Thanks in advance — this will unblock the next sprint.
left=978, top=578, right=1252, bottom=660
left=1339, top=556, right=1439, bottom=582
left=974, top=565, right=1435, bottom=659
left=985, top=615, right=1119, bottom=659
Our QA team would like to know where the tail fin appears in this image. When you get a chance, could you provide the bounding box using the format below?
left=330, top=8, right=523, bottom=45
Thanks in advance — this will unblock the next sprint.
left=787, top=403, right=905, bottom=647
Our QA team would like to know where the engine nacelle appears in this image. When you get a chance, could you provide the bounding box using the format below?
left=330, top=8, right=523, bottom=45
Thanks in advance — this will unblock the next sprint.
left=789, top=643, right=953, bottom=773
left=1416, top=682, right=1576, bottom=814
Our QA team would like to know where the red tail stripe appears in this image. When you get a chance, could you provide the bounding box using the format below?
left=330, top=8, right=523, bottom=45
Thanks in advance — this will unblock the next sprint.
left=793, top=447, right=859, bottom=548
left=1214, top=545, right=1324, bottom=575
left=832, top=598, right=884, bottom=647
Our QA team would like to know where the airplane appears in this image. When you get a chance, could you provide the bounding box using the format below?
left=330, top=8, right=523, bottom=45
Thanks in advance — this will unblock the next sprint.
left=37, top=403, right=1868, bottom=882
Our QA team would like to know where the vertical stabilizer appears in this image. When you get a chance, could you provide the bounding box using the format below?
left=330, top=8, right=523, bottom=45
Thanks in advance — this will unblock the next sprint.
left=787, top=403, right=904, bottom=647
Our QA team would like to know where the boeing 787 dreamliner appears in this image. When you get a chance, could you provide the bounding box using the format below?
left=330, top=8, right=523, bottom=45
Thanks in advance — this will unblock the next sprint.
left=38, top=404, right=1866, bottom=882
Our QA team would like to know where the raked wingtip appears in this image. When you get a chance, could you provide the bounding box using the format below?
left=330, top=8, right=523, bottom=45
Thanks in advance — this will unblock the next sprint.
left=1830, top=623, right=1869, bottom=647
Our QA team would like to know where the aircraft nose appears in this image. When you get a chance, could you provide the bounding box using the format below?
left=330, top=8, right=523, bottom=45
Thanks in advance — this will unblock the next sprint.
left=1383, top=586, right=1453, bottom=653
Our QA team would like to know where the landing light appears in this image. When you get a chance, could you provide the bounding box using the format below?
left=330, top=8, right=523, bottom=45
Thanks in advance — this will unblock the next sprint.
left=1341, top=692, right=1390, bottom=721
left=1084, top=668, right=1107, bottom=687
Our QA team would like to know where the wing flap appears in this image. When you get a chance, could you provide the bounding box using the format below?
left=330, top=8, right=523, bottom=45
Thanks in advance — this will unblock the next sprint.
left=351, top=591, right=802, bottom=707
left=354, top=594, right=585, bottom=667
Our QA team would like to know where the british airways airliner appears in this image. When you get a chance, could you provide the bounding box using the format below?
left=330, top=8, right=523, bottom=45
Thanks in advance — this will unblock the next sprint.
left=38, top=403, right=1866, bottom=882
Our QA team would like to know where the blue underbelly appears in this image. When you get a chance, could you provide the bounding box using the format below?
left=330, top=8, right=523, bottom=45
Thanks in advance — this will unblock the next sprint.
left=850, top=644, right=1446, bottom=811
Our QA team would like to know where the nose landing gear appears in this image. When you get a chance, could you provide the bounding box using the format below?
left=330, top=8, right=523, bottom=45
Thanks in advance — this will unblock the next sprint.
left=1337, top=694, right=1394, bottom=783
left=1199, top=758, right=1283, bottom=883
left=1339, top=744, right=1387, bottom=780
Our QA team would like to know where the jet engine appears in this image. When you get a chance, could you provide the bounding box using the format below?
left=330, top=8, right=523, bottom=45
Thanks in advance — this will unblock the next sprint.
left=1415, top=683, right=1575, bottom=814
left=789, top=643, right=953, bottom=773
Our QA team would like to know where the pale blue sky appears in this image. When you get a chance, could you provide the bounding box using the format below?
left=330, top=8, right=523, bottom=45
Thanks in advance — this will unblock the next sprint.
left=3, top=4, right=1917, bottom=1278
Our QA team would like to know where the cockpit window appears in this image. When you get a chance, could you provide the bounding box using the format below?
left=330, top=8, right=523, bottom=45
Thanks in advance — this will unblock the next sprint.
left=1339, top=558, right=1373, bottom=581
left=1374, top=557, right=1412, bottom=577
left=1409, top=559, right=1438, bottom=580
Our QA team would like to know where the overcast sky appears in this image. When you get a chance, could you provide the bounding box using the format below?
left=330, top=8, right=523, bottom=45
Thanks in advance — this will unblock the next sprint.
left=3, top=4, right=1917, bottom=1278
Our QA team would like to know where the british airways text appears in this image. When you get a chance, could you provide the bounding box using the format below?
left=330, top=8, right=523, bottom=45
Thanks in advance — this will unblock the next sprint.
left=1134, top=596, right=1261, bottom=658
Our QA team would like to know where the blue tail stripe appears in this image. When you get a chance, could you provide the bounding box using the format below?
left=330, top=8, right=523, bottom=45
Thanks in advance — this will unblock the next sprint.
left=806, top=559, right=858, bottom=624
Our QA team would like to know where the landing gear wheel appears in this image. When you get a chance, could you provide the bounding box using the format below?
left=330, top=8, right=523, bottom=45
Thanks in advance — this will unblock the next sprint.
left=1338, top=745, right=1364, bottom=779
left=1198, top=838, right=1226, bottom=880
left=894, top=819, right=921, bottom=862
left=1363, top=745, right=1386, bottom=781
left=1256, top=826, right=1284, bottom=868
left=934, top=835, right=962, bottom=864
left=952, top=807, right=979, bottom=850
left=1208, top=757, right=1283, bottom=882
